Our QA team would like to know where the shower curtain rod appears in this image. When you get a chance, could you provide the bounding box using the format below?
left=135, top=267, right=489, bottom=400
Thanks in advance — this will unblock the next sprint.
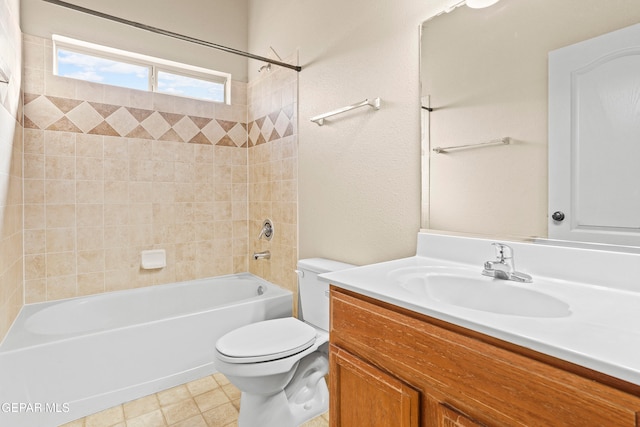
left=42, top=0, right=302, bottom=72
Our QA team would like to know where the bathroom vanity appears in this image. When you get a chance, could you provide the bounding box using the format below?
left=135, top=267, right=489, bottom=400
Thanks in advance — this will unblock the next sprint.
left=329, top=288, right=640, bottom=426
left=321, top=233, right=640, bottom=426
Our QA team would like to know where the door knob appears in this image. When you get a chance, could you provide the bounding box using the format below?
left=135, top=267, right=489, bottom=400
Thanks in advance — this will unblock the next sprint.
left=552, top=211, right=565, bottom=222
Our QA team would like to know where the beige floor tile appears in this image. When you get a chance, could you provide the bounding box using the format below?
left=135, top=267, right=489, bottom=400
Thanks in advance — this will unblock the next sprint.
left=59, top=419, right=85, bottom=427
left=125, top=409, right=166, bottom=427
left=186, top=376, right=219, bottom=397
left=301, top=413, right=330, bottom=427
left=201, top=402, right=238, bottom=427
left=123, top=394, right=160, bottom=420
left=161, top=399, right=200, bottom=425
left=193, top=388, right=230, bottom=413
left=168, top=414, right=208, bottom=427
left=212, top=373, right=230, bottom=386
left=157, top=385, right=191, bottom=407
left=66, top=373, right=330, bottom=427
left=85, top=405, right=125, bottom=427
left=220, top=383, right=240, bottom=401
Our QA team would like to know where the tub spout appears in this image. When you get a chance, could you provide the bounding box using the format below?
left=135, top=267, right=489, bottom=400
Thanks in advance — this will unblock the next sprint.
left=253, top=251, right=271, bottom=260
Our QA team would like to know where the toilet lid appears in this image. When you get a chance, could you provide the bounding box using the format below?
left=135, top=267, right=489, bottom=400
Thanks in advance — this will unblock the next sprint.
left=216, top=318, right=317, bottom=363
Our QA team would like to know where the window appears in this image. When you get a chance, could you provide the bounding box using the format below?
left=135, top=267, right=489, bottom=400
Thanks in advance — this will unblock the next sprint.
left=156, top=69, right=226, bottom=102
left=56, top=48, right=150, bottom=91
left=52, top=35, right=231, bottom=104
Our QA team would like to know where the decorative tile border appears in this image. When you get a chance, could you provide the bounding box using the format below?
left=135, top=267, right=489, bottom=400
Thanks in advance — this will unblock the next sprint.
left=23, top=93, right=246, bottom=147
left=248, top=104, right=295, bottom=146
left=23, top=94, right=296, bottom=148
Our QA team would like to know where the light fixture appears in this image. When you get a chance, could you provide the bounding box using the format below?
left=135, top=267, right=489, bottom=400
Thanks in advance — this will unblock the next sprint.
left=465, top=0, right=500, bottom=8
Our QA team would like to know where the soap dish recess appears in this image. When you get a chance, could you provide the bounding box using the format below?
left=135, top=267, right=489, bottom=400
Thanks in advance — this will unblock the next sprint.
left=141, top=249, right=166, bottom=269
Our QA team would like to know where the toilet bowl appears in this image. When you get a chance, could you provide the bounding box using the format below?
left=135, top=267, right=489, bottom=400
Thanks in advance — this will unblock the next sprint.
left=214, top=258, right=354, bottom=427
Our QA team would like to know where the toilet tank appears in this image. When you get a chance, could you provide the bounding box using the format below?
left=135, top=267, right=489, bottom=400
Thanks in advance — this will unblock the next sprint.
left=297, top=258, right=355, bottom=331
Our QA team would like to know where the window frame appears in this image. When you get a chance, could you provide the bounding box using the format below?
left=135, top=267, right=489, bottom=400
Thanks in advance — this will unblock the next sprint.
left=52, top=34, right=232, bottom=104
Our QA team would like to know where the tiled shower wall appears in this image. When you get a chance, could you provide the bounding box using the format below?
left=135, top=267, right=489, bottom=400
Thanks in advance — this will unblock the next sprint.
left=0, top=0, right=24, bottom=339
left=247, top=60, right=299, bottom=301
left=22, top=35, right=250, bottom=302
left=20, top=34, right=299, bottom=304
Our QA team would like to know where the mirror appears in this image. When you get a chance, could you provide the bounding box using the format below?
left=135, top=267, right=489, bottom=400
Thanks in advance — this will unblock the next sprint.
left=420, top=0, right=640, bottom=246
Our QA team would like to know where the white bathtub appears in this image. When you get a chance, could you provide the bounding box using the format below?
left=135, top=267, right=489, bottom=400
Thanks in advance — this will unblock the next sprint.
left=0, top=273, right=292, bottom=427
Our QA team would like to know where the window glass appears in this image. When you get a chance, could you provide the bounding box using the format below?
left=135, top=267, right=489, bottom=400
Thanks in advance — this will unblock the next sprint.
left=157, top=70, right=225, bottom=102
left=52, top=35, right=232, bottom=104
left=57, top=48, right=150, bottom=91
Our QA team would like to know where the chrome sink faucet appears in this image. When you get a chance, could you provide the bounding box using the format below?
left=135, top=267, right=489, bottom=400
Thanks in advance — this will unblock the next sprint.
left=482, top=243, right=532, bottom=283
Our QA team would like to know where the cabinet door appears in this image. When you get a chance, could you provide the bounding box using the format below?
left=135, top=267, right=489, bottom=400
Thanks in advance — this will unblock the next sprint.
left=435, top=402, right=486, bottom=427
left=330, top=345, right=420, bottom=427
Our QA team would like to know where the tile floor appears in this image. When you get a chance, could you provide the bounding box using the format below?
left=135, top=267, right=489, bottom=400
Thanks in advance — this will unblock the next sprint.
left=59, top=373, right=329, bottom=427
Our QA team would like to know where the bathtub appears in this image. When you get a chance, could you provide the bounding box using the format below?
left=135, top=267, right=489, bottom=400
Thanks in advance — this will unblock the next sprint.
left=0, top=273, right=292, bottom=427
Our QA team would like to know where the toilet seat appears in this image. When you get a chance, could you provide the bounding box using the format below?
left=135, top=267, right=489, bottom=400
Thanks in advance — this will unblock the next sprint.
left=216, top=318, right=318, bottom=363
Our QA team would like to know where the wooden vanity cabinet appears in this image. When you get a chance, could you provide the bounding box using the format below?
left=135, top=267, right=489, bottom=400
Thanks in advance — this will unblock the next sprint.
left=329, top=287, right=640, bottom=427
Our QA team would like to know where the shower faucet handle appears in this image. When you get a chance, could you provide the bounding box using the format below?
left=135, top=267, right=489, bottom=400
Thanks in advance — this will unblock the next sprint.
left=257, top=219, right=274, bottom=241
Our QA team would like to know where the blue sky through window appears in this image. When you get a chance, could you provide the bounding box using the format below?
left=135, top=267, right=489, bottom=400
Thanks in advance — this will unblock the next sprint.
left=57, top=48, right=226, bottom=102
left=57, top=49, right=149, bottom=91
left=157, top=71, right=225, bottom=102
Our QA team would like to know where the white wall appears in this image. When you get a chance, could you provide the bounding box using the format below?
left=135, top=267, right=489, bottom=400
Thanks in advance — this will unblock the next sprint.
left=20, top=0, right=250, bottom=81
left=248, top=0, right=455, bottom=265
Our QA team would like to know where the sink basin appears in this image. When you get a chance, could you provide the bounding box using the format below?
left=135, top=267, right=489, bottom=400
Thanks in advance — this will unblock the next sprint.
left=388, top=266, right=571, bottom=318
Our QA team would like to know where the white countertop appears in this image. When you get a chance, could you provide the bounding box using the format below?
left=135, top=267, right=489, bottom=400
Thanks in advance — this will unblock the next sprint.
left=319, top=233, right=640, bottom=387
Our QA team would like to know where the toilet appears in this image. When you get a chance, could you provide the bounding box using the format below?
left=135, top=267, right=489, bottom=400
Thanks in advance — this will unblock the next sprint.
left=214, top=258, right=354, bottom=427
